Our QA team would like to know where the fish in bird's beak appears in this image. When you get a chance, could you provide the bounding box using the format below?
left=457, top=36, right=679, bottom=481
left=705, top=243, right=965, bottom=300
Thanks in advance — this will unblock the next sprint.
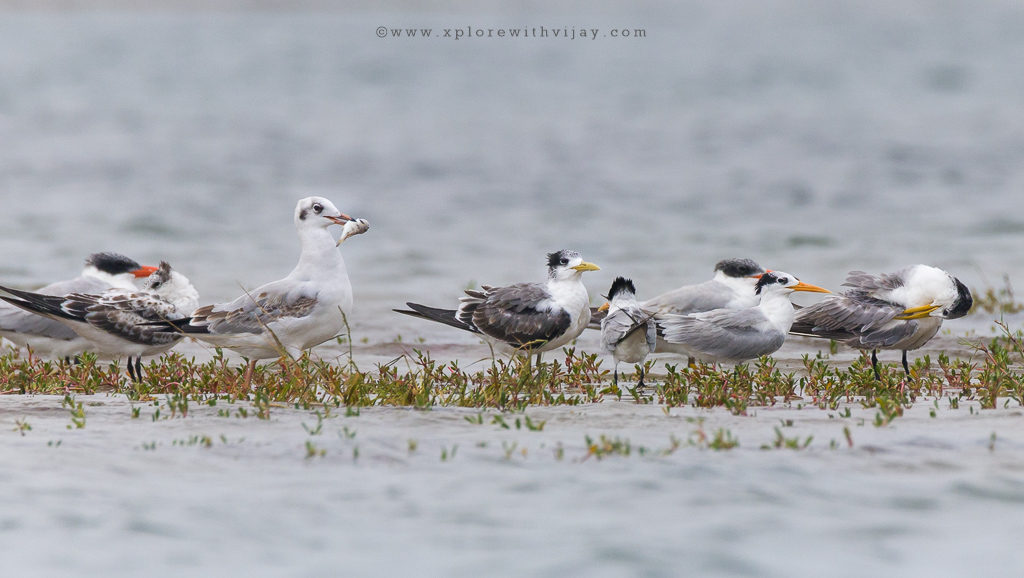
left=336, top=218, right=370, bottom=246
left=571, top=262, right=601, bottom=272
left=791, top=281, right=830, bottom=294
left=895, top=303, right=942, bottom=320
left=132, top=265, right=160, bottom=278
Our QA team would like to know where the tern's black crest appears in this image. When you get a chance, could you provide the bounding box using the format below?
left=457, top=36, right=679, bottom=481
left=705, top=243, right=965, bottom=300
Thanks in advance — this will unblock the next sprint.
left=606, top=277, right=637, bottom=301
left=754, top=272, right=785, bottom=295
left=546, top=250, right=576, bottom=269
left=86, top=252, right=142, bottom=275
left=715, top=258, right=764, bottom=278
left=946, top=277, right=973, bottom=319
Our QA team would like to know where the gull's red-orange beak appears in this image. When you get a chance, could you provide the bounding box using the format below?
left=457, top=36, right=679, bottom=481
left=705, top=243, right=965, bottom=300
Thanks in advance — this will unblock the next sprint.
left=325, top=213, right=354, bottom=226
left=132, top=265, right=159, bottom=278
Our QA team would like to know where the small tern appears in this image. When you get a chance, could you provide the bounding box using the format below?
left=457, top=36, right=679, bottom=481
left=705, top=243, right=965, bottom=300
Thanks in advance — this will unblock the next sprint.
left=658, top=271, right=830, bottom=364
left=598, top=277, right=656, bottom=387
left=0, top=261, right=199, bottom=381
left=0, top=252, right=157, bottom=360
left=153, top=197, right=367, bottom=385
left=790, top=265, right=973, bottom=378
left=396, top=249, right=600, bottom=365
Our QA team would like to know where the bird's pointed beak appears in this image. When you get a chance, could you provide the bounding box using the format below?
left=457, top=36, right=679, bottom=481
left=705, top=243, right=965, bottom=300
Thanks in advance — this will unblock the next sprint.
left=597, top=302, right=610, bottom=312
left=895, top=304, right=942, bottom=320
left=751, top=269, right=772, bottom=279
left=791, top=281, right=830, bottom=294
left=325, top=213, right=354, bottom=226
left=572, top=262, right=600, bottom=272
left=132, top=265, right=159, bottom=278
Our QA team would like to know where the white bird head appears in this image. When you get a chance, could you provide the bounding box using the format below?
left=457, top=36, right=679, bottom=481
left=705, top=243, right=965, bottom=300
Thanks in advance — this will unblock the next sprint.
left=755, top=271, right=830, bottom=298
left=294, top=196, right=354, bottom=230
left=546, top=249, right=600, bottom=281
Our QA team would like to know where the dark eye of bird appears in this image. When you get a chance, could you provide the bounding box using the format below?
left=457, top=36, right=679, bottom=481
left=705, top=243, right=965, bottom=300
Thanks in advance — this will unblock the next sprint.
left=778, top=277, right=788, bottom=285
left=313, top=203, right=323, bottom=214
left=560, top=258, right=569, bottom=266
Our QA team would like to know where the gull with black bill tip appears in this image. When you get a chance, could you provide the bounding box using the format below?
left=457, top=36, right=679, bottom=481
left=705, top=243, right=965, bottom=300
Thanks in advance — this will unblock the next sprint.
left=789, top=264, right=973, bottom=379
left=0, top=252, right=158, bottom=360
left=395, top=249, right=600, bottom=366
left=598, top=277, right=656, bottom=388
left=658, top=271, right=830, bottom=364
left=0, top=261, right=199, bottom=381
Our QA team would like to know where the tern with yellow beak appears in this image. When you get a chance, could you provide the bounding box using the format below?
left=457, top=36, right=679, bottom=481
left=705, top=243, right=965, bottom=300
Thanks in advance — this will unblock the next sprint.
left=790, top=265, right=973, bottom=378
left=396, top=249, right=600, bottom=365
left=658, top=271, right=830, bottom=364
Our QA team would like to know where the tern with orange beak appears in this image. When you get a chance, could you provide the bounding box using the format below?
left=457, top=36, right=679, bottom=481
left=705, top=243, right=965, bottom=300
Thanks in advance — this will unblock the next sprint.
left=396, top=249, right=600, bottom=366
left=0, top=252, right=158, bottom=360
left=790, top=265, right=973, bottom=378
left=658, top=271, right=830, bottom=363
left=150, top=196, right=368, bottom=385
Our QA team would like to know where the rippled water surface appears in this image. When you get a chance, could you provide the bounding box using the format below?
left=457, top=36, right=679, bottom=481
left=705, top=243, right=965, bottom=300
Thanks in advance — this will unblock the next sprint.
left=3, top=2, right=1024, bottom=576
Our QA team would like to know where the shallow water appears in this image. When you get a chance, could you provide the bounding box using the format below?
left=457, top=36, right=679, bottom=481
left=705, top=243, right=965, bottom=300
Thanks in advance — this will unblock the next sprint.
left=3, top=2, right=1024, bottom=576
left=4, top=396, right=1024, bottom=577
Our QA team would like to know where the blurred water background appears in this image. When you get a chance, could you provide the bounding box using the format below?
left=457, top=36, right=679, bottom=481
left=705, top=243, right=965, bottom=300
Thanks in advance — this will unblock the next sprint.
left=1, top=1, right=1023, bottom=345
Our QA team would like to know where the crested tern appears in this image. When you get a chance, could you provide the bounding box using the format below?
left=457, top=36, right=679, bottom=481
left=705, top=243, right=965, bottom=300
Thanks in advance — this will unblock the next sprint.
left=0, top=261, right=199, bottom=381
left=599, top=277, right=656, bottom=387
left=0, top=252, right=157, bottom=360
left=789, top=264, right=973, bottom=378
left=658, top=271, right=829, bottom=364
left=396, top=249, right=600, bottom=365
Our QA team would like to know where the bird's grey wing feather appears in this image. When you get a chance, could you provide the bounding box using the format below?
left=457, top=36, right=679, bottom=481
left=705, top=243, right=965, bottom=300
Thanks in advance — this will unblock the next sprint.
left=65, top=293, right=183, bottom=346
left=602, top=306, right=655, bottom=351
left=660, top=308, right=783, bottom=360
left=645, top=319, right=657, bottom=353
left=645, top=280, right=731, bottom=315
left=0, top=302, right=77, bottom=339
left=36, top=276, right=112, bottom=297
left=470, top=283, right=570, bottom=349
left=842, top=270, right=904, bottom=295
left=791, top=296, right=917, bottom=346
left=193, top=286, right=318, bottom=335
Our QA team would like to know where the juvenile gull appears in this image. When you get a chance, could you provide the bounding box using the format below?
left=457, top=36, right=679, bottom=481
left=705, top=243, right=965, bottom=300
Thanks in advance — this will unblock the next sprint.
left=396, top=249, right=600, bottom=365
left=789, top=264, right=973, bottom=378
left=153, top=197, right=368, bottom=385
